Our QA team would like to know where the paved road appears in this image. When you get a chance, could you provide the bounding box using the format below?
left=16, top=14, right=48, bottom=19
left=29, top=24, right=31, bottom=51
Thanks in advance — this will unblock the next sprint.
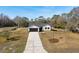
left=24, top=32, right=47, bottom=53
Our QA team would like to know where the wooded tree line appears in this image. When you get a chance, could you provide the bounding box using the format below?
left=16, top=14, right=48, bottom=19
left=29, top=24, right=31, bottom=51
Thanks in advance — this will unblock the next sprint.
left=0, top=14, right=29, bottom=27
left=33, top=7, right=79, bottom=31
left=0, top=7, right=79, bottom=31
left=33, top=13, right=79, bottom=30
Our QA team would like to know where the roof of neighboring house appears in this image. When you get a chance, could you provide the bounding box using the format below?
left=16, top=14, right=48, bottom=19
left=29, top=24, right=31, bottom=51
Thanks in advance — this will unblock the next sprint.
left=28, top=22, right=53, bottom=27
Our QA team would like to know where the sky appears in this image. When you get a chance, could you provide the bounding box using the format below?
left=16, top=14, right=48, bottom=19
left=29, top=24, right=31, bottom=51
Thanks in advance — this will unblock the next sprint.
left=0, top=6, right=77, bottom=19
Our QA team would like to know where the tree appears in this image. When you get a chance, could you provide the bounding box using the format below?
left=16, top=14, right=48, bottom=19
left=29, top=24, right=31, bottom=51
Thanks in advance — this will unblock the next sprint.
left=51, top=15, right=67, bottom=29
left=22, top=17, right=29, bottom=22
left=0, top=13, right=16, bottom=27
left=14, top=16, right=29, bottom=27
left=37, top=16, right=47, bottom=23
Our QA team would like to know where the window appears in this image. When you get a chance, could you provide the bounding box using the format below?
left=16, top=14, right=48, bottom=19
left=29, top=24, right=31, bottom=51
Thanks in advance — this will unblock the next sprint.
left=48, top=27, right=49, bottom=29
left=45, top=27, right=47, bottom=29
left=45, top=27, right=50, bottom=29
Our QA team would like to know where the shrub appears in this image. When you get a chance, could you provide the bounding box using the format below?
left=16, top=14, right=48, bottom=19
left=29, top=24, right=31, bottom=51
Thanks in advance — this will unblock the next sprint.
left=55, top=24, right=65, bottom=29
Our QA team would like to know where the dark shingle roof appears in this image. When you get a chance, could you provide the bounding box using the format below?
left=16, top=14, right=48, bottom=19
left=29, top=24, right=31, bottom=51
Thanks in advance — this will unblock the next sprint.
left=29, top=22, right=52, bottom=27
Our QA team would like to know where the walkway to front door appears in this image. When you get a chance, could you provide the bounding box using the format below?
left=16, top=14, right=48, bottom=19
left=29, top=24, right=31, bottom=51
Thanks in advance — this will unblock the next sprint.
left=24, top=32, right=47, bottom=53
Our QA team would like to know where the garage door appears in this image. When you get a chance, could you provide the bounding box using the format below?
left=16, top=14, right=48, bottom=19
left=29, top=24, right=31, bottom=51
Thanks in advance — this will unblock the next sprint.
left=30, top=28, right=38, bottom=32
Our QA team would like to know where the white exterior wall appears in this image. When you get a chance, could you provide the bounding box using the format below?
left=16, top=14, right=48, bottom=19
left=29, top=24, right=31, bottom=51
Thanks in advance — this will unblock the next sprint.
left=42, top=25, right=51, bottom=31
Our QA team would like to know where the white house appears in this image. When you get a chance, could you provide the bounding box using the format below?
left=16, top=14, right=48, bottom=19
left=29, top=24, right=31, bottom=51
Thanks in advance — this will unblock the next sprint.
left=28, top=23, right=52, bottom=32
left=42, top=24, right=52, bottom=31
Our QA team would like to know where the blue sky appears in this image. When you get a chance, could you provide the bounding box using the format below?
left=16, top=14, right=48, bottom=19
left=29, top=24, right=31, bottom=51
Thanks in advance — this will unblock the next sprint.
left=0, top=6, right=77, bottom=19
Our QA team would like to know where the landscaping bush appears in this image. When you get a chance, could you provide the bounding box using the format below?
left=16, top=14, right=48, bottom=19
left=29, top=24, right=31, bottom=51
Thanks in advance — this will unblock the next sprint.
left=55, top=24, right=65, bottom=29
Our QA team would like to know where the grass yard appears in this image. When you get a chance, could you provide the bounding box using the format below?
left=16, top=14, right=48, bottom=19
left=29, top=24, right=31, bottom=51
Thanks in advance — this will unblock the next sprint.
left=0, top=27, right=28, bottom=53
left=39, top=30, right=79, bottom=53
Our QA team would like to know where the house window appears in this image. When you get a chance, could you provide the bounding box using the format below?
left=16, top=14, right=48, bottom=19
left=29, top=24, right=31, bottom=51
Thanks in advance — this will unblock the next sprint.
left=48, top=27, right=49, bottom=29
left=45, top=27, right=50, bottom=29
left=45, top=27, right=47, bottom=29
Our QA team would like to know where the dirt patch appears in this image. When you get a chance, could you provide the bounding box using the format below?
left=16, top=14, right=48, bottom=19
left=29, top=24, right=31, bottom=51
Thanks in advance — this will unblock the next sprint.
left=49, top=38, right=59, bottom=43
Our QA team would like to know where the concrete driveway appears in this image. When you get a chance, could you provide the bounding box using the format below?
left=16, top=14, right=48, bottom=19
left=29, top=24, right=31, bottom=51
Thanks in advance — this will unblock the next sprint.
left=24, top=32, right=47, bottom=53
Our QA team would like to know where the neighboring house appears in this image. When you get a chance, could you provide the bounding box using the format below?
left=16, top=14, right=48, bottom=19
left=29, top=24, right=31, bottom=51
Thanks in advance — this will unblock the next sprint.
left=71, top=27, right=79, bottom=32
left=28, top=23, right=53, bottom=32
left=76, top=27, right=79, bottom=32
